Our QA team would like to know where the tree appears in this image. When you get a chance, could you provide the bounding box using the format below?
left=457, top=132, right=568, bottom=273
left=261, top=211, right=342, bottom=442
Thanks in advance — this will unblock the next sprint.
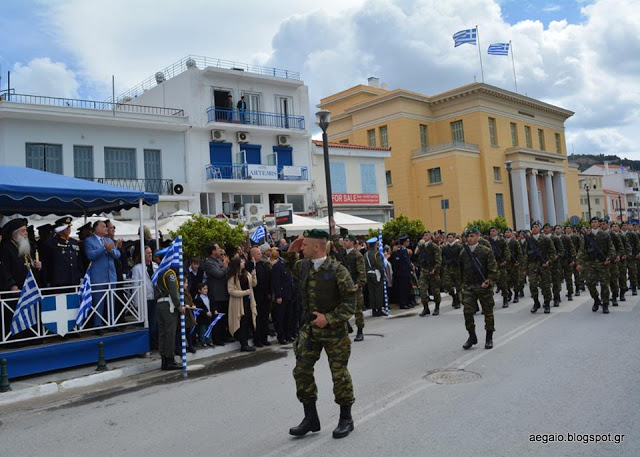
left=170, top=214, right=246, bottom=259
left=464, top=216, right=508, bottom=235
left=369, top=214, right=425, bottom=245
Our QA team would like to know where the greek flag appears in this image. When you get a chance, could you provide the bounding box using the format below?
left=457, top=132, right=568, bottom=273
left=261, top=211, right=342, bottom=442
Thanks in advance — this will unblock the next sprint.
left=152, top=237, right=182, bottom=285
left=76, top=270, right=93, bottom=327
left=250, top=225, right=266, bottom=244
left=204, top=313, right=224, bottom=339
left=621, top=165, right=628, bottom=173
left=488, top=42, right=509, bottom=56
left=453, top=28, right=477, bottom=47
left=10, top=269, right=42, bottom=335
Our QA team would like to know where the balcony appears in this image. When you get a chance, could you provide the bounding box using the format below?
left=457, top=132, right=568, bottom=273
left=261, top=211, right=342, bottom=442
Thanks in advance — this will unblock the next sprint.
left=81, top=178, right=175, bottom=195
left=412, top=141, right=480, bottom=158
left=205, top=163, right=308, bottom=181
left=206, top=107, right=305, bottom=130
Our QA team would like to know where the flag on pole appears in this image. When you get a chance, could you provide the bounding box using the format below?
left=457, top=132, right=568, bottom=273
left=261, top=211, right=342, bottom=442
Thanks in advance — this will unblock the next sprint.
left=488, top=42, right=510, bottom=56
left=250, top=225, right=266, bottom=244
left=10, top=269, right=42, bottom=335
left=152, top=237, right=182, bottom=285
left=76, top=270, right=93, bottom=327
left=453, top=28, right=477, bottom=47
left=621, top=165, right=628, bottom=173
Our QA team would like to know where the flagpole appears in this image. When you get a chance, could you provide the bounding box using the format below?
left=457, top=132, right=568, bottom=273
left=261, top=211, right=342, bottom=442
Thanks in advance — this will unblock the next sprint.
left=378, top=230, right=389, bottom=317
left=476, top=25, right=485, bottom=83
left=510, top=40, right=518, bottom=93
left=177, top=236, right=188, bottom=378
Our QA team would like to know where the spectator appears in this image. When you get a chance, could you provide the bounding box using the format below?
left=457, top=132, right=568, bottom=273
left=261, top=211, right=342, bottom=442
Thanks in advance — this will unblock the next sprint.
left=226, top=94, right=234, bottom=122
left=204, top=243, right=230, bottom=345
left=246, top=247, right=271, bottom=347
left=237, top=95, right=247, bottom=124
left=227, top=256, right=257, bottom=352
left=270, top=249, right=294, bottom=344
left=181, top=280, right=198, bottom=353
left=187, top=257, right=205, bottom=298
left=105, top=220, right=126, bottom=327
left=131, top=245, right=158, bottom=350
left=193, top=283, right=216, bottom=347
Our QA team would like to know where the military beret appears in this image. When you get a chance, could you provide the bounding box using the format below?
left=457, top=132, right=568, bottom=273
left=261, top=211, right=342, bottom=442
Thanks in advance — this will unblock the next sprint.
left=542, top=223, right=551, bottom=228
left=397, top=235, right=409, bottom=242
left=611, top=222, right=620, bottom=227
left=345, top=234, right=356, bottom=242
left=489, top=226, right=498, bottom=231
left=303, top=229, right=329, bottom=240
left=466, top=226, right=480, bottom=235
left=366, top=237, right=378, bottom=244
left=503, top=227, right=512, bottom=233
left=447, top=232, right=456, bottom=237
left=2, top=218, right=27, bottom=236
left=423, top=230, right=431, bottom=235
left=590, top=216, right=601, bottom=223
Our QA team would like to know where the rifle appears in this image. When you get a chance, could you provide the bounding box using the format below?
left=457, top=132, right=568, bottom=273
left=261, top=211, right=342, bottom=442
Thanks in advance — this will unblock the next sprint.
left=417, top=243, right=433, bottom=271
left=462, top=242, right=487, bottom=283
left=525, top=233, right=548, bottom=264
left=580, top=228, right=607, bottom=262
left=441, top=244, right=455, bottom=267
left=488, top=238, right=504, bottom=263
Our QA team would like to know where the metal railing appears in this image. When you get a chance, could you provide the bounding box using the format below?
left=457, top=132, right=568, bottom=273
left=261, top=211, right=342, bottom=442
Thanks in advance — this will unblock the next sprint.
left=205, top=163, right=308, bottom=181
left=1, top=93, right=185, bottom=117
left=0, top=280, right=145, bottom=346
left=113, top=55, right=300, bottom=102
left=412, top=141, right=480, bottom=157
left=206, top=107, right=305, bottom=130
left=80, top=178, right=175, bottom=194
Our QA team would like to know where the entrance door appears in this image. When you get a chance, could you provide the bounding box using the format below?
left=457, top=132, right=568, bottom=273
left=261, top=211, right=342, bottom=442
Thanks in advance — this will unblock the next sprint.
left=214, top=89, right=232, bottom=122
left=269, top=194, right=285, bottom=214
left=277, top=96, right=293, bottom=128
left=273, top=146, right=292, bottom=176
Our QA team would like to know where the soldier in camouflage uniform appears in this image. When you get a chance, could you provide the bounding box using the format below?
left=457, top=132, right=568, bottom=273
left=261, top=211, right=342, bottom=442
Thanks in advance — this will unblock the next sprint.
left=622, top=222, right=639, bottom=296
left=577, top=217, right=616, bottom=313
left=555, top=225, right=577, bottom=302
left=341, top=234, right=367, bottom=341
left=459, top=226, right=498, bottom=350
left=634, top=225, right=640, bottom=288
left=488, top=226, right=510, bottom=308
left=601, top=220, right=621, bottom=306
left=525, top=221, right=556, bottom=314
left=543, top=223, right=564, bottom=307
left=442, top=233, right=463, bottom=309
left=504, top=228, right=523, bottom=303
left=416, top=231, right=442, bottom=316
left=517, top=230, right=529, bottom=298
left=154, top=266, right=183, bottom=371
left=565, top=226, right=584, bottom=296
left=286, top=229, right=356, bottom=439
left=611, top=222, right=630, bottom=303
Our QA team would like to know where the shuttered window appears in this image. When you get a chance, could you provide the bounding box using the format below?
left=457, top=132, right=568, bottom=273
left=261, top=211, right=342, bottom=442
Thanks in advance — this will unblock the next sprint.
left=330, top=161, right=347, bottom=193
left=74, top=145, right=94, bottom=178
left=104, top=147, right=136, bottom=179
left=26, top=143, right=63, bottom=174
left=360, top=163, right=377, bottom=193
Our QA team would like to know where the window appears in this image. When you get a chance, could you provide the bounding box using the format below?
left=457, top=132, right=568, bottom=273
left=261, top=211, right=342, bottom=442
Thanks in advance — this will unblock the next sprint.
left=104, top=147, right=136, bottom=179
left=330, top=161, right=347, bottom=193
left=144, top=149, right=162, bottom=192
left=26, top=143, right=63, bottom=174
left=379, top=126, right=389, bottom=148
left=555, top=133, right=562, bottom=154
left=450, top=120, right=464, bottom=143
left=233, top=194, right=261, bottom=204
left=367, top=129, right=376, bottom=147
left=524, top=126, right=532, bottom=148
left=428, top=167, right=442, bottom=184
left=286, top=194, right=305, bottom=212
left=74, top=145, right=93, bottom=178
left=594, top=198, right=600, bottom=205
left=496, top=193, right=505, bottom=217
left=385, top=170, right=392, bottom=186
left=419, top=124, right=428, bottom=150
left=360, top=163, right=378, bottom=193
left=510, top=123, right=518, bottom=146
left=493, top=166, right=502, bottom=182
left=538, top=129, right=545, bottom=151
left=488, top=117, right=498, bottom=146
left=200, top=192, right=217, bottom=215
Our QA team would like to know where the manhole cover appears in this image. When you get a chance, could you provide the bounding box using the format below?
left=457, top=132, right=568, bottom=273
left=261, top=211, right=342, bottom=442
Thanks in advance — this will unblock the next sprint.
left=424, top=369, right=481, bottom=385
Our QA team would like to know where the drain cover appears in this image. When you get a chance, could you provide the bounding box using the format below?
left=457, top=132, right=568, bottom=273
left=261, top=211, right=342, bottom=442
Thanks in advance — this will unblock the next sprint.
left=424, top=369, right=481, bottom=385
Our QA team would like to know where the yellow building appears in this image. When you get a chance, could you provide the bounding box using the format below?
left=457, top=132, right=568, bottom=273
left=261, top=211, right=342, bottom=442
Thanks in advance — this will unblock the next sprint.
left=318, top=80, right=580, bottom=233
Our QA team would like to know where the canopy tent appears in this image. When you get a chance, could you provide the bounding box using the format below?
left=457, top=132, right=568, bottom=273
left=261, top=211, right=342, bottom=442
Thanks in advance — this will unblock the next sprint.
left=278, top=214, right=326, bottom=236
left=0, top=166, right=158, bottom=216
left=319, top=211, right=383, bottom=235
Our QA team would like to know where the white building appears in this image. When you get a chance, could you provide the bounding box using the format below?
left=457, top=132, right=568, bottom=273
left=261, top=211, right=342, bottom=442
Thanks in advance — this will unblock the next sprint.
left=311, top=140, right=392, bottom=222
left=581, top=163, right=639, bottom=221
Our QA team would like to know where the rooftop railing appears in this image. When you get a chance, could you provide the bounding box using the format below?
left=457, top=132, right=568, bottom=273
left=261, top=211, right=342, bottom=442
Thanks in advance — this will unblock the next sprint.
left=205, top=163, right=308, bottom=181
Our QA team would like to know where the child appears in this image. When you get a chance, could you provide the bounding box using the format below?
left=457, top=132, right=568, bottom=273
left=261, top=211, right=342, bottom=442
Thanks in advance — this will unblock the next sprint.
left=193, top=283, right=216, bottom=347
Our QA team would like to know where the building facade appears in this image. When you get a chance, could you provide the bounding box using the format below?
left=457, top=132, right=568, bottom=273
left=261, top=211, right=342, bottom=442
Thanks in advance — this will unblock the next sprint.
left=580, top=163, right=640, bottom=222
left=318, top=80, right=580, bottom=232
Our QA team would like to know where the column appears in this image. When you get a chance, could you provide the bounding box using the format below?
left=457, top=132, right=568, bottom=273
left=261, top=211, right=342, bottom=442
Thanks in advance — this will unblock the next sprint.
left=511, top=168, right=530, bottom=230
left=544, top=171, right=557, bottom=225
left=528, top=170, right=541, bottom=223
left=553, top=172, right=569, bottom=223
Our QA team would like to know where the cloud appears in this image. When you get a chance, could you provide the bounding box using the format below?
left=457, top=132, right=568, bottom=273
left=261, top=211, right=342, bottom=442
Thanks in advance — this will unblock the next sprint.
left=10, top=58, right=80, bottom=98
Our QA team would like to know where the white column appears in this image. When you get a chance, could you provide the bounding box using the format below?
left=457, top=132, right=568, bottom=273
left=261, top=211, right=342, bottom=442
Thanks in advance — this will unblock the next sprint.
left=511, top=168, right=530, bottom=230
left=553, top=172, right=569, bottom=223
left=544, top=171, right=557, bottom=225
left=528, top=170, right=541, bottom=223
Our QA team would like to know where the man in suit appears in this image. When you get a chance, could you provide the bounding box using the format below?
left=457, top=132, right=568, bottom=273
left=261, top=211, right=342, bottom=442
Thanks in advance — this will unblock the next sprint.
left=391, top=235, right=412, bottom=309
left=84, top=220, right=121, bottom=332
left=204, top=243, right=230, bottom=345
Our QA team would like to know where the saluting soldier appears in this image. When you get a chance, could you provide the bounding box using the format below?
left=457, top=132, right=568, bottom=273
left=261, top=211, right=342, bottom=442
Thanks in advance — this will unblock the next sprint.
left=611, top=222, right=630, bottom=303
left=416, top=231, right=442, bottom=316
left=543, top=223, right=564, bottom=307
left=601, top=219, right=622, bottom=306
left=153, top=262, right=183, bottom=371
left=622, top=222, right=639, bottom=295
left=555, top=225, right=577, bottom=302
left=504, top=228, right=523, bottom=303
left=47, top=217, right=82, bottom=292
left=341, top=234, right=367, bottom=342
left=525, top=221, right=556, bottom=314
left=459, top=226, right=498, bottom=350
left=577, top=217, right=616, bottom=313
left=286, top=229, right=356, bottom=439
left=488, top=227, right=510, bottom=308
left=442, top=233, right=463, bottom=309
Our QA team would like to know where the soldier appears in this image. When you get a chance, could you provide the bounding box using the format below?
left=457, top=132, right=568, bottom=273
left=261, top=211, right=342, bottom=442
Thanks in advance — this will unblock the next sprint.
left=611, top=222, right=630, bottom=303
left=525, top=221, right=556, bottom=314
left=391, top=235, right=413, bottom=309
left=543, top=223, right=564, bottom=307
left=577, top=217, right=616, bottom=313
left=566, top=226, right=584, bottom=296
left=442, top=233, right=463, bottom=309
left=47, top=217, right=82, bottom=292
left=504, top=228, right=523, bottom=303
left=622, top=222, right=639, bottom=295
left=601, top=220, right=622, bottom=306
left=341, top=234, right=367, bottom=341
left=459, top=226, right=498, bottom=350
left=364, top=237, right=386, bottom=316
left=153, top=262, right=183, bottom=371
left=286, top=230, right=356, bottom=439
left=517, top=230, right=529, bottom=298
left=416, top=231, right=442, bottom=316
left=488, top=227, right=510, bottom=308
left=555, top=225, right=576, bottom=302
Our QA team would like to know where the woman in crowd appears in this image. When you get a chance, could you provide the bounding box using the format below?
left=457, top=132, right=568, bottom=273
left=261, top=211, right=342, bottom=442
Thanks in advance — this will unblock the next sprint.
left=227, top=256, right=258, bottom=352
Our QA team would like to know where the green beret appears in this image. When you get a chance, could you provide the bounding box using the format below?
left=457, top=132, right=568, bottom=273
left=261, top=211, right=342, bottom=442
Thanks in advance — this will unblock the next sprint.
left=423, top=230, right=431, bottom=235
left=542, top=223, right=551, bottom=228
left=466, top=226, right=480, bottom=235
left=303, top=229, right=329, bottom=240
left=504, top=227, right=512, bottom=233
left=531, top=220, right=541, bottom=228
left=590, top=216, right=601, bottom=223
left=345, top=234, right=356, bottom=242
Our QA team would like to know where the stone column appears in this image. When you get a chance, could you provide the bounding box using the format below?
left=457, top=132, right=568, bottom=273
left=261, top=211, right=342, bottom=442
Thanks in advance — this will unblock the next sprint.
left=553, top=172, right=569, bottom=223
left=511, top=168, right=530, bottom=230
left=528, top=170, right=541, bottom=223
left=544, top=171, right=557, bottom=225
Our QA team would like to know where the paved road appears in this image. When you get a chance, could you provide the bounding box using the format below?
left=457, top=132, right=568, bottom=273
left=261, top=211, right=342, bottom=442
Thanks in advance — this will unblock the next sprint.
left=2, top=288, right=639, bottom=457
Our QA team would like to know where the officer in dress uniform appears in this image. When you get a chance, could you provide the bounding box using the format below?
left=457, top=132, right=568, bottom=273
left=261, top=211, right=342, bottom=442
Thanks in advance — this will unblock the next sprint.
left=391, top=235, right=412, bottom=309
left=47, top=217, right=82, bottom=292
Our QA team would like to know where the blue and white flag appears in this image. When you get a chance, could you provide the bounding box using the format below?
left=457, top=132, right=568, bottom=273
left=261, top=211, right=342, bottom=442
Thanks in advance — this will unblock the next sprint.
left=42, top=293, right=80, bottom=337
left=10, top=269, right=42, bottom=335
left=453, top=28, right=477, bottom=47
left=250, top=225, right=266, bottom=244
left=152, top=237, right=182, bottom=285
left=621, top=165, right=628, bottom=173
left=488, top=42, right=510, bottom=56
left=76, top=270, right=93, bottom=327
left=204, top=313, right=224, bottom=340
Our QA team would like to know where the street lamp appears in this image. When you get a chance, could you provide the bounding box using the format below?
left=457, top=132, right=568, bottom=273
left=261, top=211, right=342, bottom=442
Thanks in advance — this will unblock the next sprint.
left=618, top=193, right=624, bottom=222
left=316, top=109, right=334, bottom=235
left=505, top=161, right=517, bottom=230
left=584, top=183, right=592, bottom=220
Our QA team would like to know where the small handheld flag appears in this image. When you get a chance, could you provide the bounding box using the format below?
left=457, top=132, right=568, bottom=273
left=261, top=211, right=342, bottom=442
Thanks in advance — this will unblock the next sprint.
left=10, top=269, right=42, bottom=335
left=250, top=225, right=266, bottom=244
left=204, top=313, right=224, bottom=340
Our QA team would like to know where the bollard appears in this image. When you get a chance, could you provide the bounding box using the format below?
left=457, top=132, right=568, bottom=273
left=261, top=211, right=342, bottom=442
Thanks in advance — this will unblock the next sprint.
left=96, top=342, right=108, bottom=372
left=0, top=359, right=11, bottom=392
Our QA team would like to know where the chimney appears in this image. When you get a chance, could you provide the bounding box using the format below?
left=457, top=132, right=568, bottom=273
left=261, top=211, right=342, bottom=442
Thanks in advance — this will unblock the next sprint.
left=367, top=77, right=380, bottom=88
left=604, top=161, right=609, bottom=174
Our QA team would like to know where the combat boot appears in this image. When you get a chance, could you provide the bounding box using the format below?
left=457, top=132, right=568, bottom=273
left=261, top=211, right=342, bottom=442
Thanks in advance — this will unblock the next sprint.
left=485, top=330, right=494, bottom=349
left=602, top=303, right=610, bottom=314
left=567, top=293, right=573, bottom=301
left=419, top=303, right=431, bottom=317
left=513, top=293, right=519, bottom=304
left=502, top=297, right=509, bottom=308
left=592, top=298, right=601, bottom=312
left=519, top=289, right=525, bottom=298
left=553, top=297, right=560, bottom=307
left=354, top=328, right=364, bottom=342
left=543, top=301, right=551, bottom=314
left=462, top=330, right=478, bottom=350
left=530, top=298, right=541, bottom=314
left=333, top=405, right=354, bottom=439
left=289, top=402, right=321, bottom=436
left=432, top=304, right=440, bottom=316
left=632, top=286, right=637, bottom=296
left=452, top=296, right=461, bottom=309
left=619, top=291, right=626, bottom=302
left=347, top=323, right=354, bottom=334
left=575, top=289, right=580, bottom=297
left=612, top=295, right=618, bottom=307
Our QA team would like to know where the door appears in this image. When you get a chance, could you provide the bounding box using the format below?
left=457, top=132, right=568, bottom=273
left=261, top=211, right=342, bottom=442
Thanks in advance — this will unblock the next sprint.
left=277, top=96, right=293, bottom=128
left=209, top=142, right=233, bottom=178
left=273, top=146, right=292, bottom=177
left=245, top=93, right=260, bottom=125
left=214, top=89, right=232, bottom=122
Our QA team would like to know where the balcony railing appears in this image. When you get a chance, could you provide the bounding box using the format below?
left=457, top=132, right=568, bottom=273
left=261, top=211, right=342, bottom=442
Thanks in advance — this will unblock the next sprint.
left=412, top=141, right=480, bottom=157
left=206, top=107, right=305, bottom=130
left=205, top=163, right=308, bottom=181
left=81, top=178, right=175, bottom=194
left=0, top=93, right=185, bottom=117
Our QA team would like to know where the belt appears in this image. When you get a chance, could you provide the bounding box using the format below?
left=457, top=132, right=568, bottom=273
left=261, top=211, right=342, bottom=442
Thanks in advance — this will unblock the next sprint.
left=157, top=298, right=171, bottom=304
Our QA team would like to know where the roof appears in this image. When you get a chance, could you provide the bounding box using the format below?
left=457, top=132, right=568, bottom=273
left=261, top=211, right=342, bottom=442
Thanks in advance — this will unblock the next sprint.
left=312, top=140, right=391, bottom=151
left=602, top=189, right=623, bottom=195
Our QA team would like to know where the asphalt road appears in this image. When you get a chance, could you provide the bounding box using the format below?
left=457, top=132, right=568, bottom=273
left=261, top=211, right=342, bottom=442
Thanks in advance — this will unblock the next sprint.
left=2, top=286, right=639, bottom=457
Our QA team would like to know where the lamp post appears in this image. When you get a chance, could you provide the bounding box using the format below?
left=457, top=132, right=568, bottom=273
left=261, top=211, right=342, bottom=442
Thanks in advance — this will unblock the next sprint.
left=505, top=161, right=517, bottom=230
left=618, top=193, right=624, bottom=222
left=316, top=109, right=334, bottom=235
left=584, top=183, right=592, bottom=220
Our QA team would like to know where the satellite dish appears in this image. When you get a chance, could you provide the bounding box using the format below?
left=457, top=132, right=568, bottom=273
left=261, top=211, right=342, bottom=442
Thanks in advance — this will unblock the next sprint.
left=185, top=58, right=197, bottom=69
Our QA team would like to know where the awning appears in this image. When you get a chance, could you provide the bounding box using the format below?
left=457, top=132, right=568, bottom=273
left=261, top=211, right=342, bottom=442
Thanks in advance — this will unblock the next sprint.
left=319, top=211, right=383, bottom=235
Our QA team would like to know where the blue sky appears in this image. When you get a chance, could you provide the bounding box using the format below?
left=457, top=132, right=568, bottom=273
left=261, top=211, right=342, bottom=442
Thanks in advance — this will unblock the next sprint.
left=499, top=0, right=593, bottom=25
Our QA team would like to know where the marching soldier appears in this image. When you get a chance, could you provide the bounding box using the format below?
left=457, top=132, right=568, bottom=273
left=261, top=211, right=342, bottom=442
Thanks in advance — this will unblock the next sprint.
left=622, top=222, right=638, bottom=295
left=416, top=231, right=442, bottom=316
left=517, top=230, right=529, bottom=298
left=459, top=226, right=498, bottom=350
left=488, top=227, right=510, bottom=308
left=544, top=223, right=564, bottom=307
left=442, top=233, right=463, bottom=309
left=611, top=222, right=630, bottom=303
left=341, top=234, right=366, bottom=341
left=504, top=228, right=523, bottom=303
left=525, top=221, right=556, bottom=314
left=286, top=230, right=356, bottom=439
left=555, top=225, right=576, bottom=302
left=47, top=217, right=82, bottom=291
left=154, top=262, right=183, bottom=371
left=601, top=220, right=622, bottom=306
left=577, top=217, right=616, bottom=313
left=566, top=226, right=584, bottom=296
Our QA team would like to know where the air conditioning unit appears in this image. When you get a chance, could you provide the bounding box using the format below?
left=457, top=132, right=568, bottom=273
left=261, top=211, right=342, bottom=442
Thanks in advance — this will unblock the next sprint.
left=211, top=130, right=227, bottom=142
left=277, top=135, right=290, bottom=146
left=244, top=203, right=267, bottom=223
left=274, top=203, right=294, bottom=214
left=237, top=131, right=250, bottom=143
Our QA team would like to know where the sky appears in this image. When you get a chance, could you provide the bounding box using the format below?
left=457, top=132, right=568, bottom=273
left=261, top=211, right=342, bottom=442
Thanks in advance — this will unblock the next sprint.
left=0, top=0, right=638, bottom=159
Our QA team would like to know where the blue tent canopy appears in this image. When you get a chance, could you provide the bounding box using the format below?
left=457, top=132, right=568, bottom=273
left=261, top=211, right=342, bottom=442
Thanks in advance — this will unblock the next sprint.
left=0, top=166, right=159, bottom=216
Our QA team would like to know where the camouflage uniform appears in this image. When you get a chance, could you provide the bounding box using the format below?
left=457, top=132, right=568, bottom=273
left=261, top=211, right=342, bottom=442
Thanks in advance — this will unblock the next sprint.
left=559, top=233, right=577, bottom=298
left=525, top=234, right=556, bottom=308
left=506, top=237, right=523, bottom=299
left=459, top=242, right=498, bottom=332
left=624, top=229, right=639, bottom=294
left=518, top=238, right=529, bottom=294
left=549, top=234, right=565, bottom=303
left=570, top=233, right=584, bottom=293
left=416, top=241, right=442, bottom=314
left=488, top=235, right=510, bottom=304
left=607, top=230, right=622, bottom=304
left=344, top=248, right=366, bottom=329
left=617, top=229, right=631, bottom=300
left=442, top=241, right=463, bottom=308
left=578, top=229, right=616, bottom=308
